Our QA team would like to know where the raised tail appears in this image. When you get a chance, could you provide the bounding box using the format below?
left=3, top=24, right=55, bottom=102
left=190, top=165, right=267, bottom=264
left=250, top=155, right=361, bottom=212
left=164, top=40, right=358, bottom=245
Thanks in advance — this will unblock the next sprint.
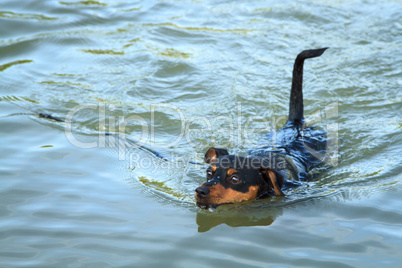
left=287, top=48, right=328, bottom=124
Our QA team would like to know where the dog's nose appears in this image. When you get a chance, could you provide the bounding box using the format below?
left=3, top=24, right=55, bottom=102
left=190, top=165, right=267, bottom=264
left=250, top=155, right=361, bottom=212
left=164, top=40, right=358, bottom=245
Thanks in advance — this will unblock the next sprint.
left=195, top=186, right=210, bottom=199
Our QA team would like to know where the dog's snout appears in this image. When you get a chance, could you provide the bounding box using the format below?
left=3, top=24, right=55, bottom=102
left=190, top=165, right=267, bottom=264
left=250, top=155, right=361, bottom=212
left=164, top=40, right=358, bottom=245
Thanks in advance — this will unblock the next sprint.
left=195, top=186, right=210, bottom=198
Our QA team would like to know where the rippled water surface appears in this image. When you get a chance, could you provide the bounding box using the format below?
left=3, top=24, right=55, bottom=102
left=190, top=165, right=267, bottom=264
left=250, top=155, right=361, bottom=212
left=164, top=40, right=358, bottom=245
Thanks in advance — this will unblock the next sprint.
left=1, top=0, right=401, bottom=267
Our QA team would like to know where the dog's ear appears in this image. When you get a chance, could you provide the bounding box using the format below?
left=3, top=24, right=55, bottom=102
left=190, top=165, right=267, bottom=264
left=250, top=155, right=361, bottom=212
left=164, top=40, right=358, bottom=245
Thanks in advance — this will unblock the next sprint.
left=260, top=168, right=285, bottom=196
left=204, top=147, right=229, bottom=164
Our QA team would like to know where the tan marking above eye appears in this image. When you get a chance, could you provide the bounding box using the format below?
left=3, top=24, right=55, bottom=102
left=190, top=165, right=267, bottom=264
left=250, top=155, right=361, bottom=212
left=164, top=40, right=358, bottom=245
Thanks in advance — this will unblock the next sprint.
left=211, top=165, right=217, bottom=172
left=227, top=169, right=237, bottom=176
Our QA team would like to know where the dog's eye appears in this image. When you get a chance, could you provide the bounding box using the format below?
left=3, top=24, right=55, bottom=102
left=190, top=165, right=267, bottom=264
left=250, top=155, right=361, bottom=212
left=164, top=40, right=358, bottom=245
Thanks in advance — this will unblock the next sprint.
left=230, top=175, right=241, bottom=184
left=206, top=170, right=213, bottom=178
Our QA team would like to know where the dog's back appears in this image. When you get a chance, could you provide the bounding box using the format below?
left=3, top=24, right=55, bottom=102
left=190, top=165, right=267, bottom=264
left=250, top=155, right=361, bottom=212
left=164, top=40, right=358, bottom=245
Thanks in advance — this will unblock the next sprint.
left=249, top=123, right=327, bottom=181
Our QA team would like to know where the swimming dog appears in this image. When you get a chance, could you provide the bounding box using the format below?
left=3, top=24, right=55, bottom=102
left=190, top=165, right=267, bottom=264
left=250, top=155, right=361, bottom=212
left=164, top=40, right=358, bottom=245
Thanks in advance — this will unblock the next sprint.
left=195, top=48, right=329, bottom=209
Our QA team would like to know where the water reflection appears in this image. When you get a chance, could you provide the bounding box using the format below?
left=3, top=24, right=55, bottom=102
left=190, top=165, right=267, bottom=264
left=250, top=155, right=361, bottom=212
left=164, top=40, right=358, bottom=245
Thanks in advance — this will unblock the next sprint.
left=196, top=201, right=283, bottom=232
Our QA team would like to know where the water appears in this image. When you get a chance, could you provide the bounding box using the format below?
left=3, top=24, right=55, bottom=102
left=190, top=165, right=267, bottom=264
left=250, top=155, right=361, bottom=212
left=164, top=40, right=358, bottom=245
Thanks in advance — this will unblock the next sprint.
left=1, top=0, right=401, bottom=267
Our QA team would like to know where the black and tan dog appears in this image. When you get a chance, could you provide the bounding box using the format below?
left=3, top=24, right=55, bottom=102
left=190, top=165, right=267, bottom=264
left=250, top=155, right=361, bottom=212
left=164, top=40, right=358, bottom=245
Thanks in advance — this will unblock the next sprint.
left=195, top=48, right=330, bottom=209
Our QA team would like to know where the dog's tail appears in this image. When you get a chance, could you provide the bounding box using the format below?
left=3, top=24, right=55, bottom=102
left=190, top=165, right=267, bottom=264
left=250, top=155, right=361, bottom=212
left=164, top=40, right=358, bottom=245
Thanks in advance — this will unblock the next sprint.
left=287, top=48, right=328, bottom=124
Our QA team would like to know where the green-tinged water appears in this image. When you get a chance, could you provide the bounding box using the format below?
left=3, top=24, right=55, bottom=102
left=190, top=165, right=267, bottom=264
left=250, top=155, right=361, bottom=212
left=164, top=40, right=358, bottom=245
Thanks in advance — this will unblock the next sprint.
left=1, top=0, right=401, bottom=267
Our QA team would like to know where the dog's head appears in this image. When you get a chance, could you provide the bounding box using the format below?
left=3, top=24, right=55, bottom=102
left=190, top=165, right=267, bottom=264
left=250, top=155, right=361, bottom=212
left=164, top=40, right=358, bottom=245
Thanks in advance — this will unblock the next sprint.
left=195, top=147, right=285, bottom=209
